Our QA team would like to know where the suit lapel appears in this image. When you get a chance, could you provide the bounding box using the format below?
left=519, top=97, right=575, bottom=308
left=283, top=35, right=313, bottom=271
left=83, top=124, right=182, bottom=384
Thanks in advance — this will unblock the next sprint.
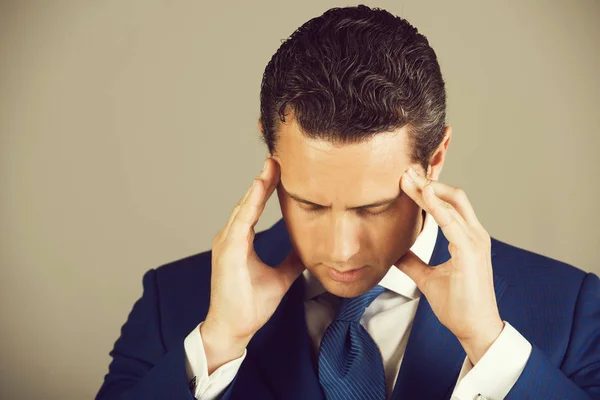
left=391, top=226, right=507, bottom=400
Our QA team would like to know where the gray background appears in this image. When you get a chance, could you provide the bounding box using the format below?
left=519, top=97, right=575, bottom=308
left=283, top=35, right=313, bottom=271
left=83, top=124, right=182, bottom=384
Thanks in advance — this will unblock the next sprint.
left=1, top=0, right=598, bottom=398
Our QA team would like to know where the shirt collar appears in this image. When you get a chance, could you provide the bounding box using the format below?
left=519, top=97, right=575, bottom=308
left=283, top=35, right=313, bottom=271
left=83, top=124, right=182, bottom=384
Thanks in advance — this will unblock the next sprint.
left=303, top=210, right=439, bottom=300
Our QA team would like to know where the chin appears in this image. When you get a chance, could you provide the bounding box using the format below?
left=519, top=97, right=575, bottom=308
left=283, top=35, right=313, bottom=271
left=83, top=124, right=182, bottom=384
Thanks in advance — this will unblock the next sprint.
left=319, top=274, right=380, bottom=298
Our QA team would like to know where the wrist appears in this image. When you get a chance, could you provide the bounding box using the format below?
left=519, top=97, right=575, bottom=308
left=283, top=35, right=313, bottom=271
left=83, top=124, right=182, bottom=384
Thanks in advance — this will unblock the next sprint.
left=458, top=318, right=504, bottom=365
left=200, top=321, right=252, bottom=375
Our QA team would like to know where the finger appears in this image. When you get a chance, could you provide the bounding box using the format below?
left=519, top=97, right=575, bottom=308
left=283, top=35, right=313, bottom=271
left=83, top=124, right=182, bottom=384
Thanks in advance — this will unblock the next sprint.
left=422, top=179, right=474, bottom=247
left=223, top=204, right=241, bottom=237
left=401, top=168, right=470, bottom=247
left=231, top=158, right=279, bottom=235
left=221, top=190, right=250, bottom=238
left=402, top=167, right=480, bottom=228
left=262, top=158, right=281, bottom=203
left=223, top=159, right=271, bottom=237
left=393, top=249, right=432, bottom=290
left=228, top=178, right=266, bottom=241
left=240, top=158, right=270, bottom=206
left=275, top=249, right=306, bottom=289
left=231, top=158, right=280, bottom=234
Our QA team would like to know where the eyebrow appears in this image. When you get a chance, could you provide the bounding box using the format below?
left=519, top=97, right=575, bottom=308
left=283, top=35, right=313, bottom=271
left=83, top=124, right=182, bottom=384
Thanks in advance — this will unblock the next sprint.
left=279, top=181, right=401, bottom=210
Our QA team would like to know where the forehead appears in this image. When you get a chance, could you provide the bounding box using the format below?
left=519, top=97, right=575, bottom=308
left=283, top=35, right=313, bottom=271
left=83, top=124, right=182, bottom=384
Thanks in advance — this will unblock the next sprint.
left=274, top=117, right=412, bottom=204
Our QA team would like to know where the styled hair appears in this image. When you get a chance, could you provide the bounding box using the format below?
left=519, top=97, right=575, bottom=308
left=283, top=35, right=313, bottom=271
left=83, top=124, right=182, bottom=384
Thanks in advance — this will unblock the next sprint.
left=259, top=4, right=447, bottom=171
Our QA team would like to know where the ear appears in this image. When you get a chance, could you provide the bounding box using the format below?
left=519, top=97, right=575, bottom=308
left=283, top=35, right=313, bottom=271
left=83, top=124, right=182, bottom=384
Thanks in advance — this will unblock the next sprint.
left=427, top=126, right=452, bottom=181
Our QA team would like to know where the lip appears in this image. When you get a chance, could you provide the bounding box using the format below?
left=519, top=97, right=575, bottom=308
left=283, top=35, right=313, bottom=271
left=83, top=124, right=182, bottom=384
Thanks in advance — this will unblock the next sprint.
left=327, top=266, right=367, bottom=283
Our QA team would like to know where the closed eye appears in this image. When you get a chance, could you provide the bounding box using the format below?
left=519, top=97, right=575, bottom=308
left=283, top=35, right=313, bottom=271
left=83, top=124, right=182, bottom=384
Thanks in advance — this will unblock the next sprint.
left=300, top=205, right=326, bottom=215
left=356, top=207, right=389, bottom=217
left=300, top=204, right=390, bottom=217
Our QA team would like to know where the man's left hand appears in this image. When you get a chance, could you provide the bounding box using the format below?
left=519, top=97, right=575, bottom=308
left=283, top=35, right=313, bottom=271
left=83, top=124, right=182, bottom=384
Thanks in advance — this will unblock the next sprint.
left=395, top=166, right=504, bottom=365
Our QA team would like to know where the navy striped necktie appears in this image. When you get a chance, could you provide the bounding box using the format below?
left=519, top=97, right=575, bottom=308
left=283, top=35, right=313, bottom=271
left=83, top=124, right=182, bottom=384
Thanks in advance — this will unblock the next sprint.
left=318, top=285, right=387, bottom=400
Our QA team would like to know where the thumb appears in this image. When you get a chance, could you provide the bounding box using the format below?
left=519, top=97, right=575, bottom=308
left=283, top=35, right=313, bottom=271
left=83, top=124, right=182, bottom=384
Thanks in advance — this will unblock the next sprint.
left=394, top=250, right=432, bottom=290
left=275, top=249, right=306, bottom=289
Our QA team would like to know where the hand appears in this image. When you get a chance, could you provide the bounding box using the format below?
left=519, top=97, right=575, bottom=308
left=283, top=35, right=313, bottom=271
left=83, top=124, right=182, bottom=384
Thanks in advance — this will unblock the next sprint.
left=201, top=158, right=305, bottom=373
left=395, top=167, right=503, bottom=364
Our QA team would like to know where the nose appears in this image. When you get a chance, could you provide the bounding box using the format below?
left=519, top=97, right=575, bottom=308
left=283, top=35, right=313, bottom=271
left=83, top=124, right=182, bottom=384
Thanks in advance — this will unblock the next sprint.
left=328, top=214, right=361, bottom=266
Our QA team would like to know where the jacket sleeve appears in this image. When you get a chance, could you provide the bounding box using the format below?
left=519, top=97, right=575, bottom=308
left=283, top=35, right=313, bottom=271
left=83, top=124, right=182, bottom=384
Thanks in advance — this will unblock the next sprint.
left=506, top=272, right=600, bottom=399
left=95, top=268, right=199, bottom=400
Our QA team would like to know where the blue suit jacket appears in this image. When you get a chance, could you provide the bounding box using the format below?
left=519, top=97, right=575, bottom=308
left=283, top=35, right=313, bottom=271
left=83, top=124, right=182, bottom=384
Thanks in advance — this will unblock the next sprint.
left=96, top=219, right=600, bottom=399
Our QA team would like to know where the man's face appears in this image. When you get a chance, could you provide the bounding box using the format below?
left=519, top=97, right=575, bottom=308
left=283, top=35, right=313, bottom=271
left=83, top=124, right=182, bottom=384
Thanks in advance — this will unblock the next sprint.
left=272, top=116, right=426, bottom=298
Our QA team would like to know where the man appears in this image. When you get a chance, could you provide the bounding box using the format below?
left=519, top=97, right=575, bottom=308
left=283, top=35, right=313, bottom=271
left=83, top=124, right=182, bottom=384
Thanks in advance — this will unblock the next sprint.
left=96, top=5, right=600, bottom=400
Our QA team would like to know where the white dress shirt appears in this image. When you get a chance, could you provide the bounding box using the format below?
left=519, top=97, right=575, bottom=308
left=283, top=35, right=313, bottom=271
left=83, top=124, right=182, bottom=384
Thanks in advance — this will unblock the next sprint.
left=184, top=212, right=532, bottom=400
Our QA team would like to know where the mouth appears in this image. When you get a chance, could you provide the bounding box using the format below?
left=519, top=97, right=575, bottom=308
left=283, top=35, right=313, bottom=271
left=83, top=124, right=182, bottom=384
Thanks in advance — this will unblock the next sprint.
left=327, top=266, right=367, bottom=283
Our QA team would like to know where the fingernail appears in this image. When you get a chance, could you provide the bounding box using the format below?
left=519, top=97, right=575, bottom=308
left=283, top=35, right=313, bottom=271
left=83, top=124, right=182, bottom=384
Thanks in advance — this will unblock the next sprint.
left=407, top=167, right=418, bottom=178
left=403, top=171, right=414, bottom=183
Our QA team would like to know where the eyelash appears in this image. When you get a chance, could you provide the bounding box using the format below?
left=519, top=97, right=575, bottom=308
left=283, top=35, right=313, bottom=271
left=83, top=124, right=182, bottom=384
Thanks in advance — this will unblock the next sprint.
left=357, top=208, right=388, bottom=217
left=301, top=206, right=388, bottom=217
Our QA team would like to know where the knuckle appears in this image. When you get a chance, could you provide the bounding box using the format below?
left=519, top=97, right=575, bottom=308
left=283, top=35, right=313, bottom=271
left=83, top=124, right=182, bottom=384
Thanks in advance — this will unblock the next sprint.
left=448, top=242, right=457, bottom=255
left=454, top=187, right=467, bottom=201
left=212, top=233, right=221, bottom=247
left=212, top=251, right=224, bottom=266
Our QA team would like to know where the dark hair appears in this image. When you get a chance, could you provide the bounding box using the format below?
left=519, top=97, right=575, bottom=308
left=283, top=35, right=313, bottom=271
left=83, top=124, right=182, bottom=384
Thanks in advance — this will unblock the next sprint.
left=259, top=4, right=446, bottom=171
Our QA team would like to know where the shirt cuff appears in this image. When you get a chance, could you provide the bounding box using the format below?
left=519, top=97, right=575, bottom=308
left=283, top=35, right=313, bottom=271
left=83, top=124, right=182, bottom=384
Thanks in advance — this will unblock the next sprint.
left=184, top=321, right=247, bottom=399
left=451, top=321, right=532, bottom=400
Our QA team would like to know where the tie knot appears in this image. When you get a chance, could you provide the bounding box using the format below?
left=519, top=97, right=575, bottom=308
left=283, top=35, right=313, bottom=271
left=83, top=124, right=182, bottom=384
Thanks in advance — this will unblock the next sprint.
left=335, top=285, right=385, bottom=322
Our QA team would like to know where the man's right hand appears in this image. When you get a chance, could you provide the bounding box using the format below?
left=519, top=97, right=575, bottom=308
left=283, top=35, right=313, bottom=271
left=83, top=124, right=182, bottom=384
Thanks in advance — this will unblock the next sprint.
left=200, top=158, right=305, bottom=374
